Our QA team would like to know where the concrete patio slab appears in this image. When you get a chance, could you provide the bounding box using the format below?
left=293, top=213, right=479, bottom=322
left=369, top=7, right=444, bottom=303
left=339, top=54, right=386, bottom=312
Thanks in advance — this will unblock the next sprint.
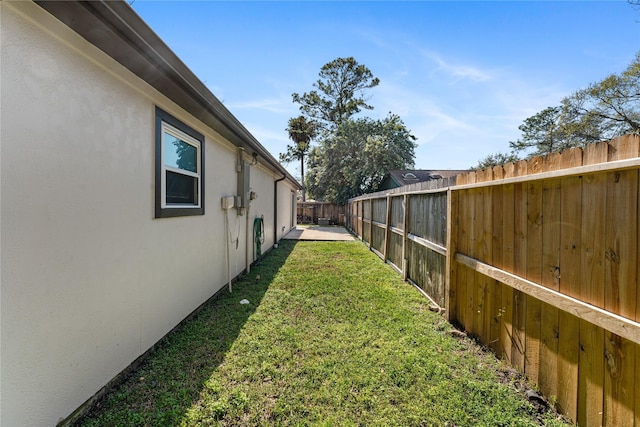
left=282, top=226, right=356, bottom=241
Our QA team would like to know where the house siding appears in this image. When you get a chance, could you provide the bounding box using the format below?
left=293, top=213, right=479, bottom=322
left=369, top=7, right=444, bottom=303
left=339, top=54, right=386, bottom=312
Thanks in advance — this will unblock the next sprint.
left=0, top=2, right=296, bottom=425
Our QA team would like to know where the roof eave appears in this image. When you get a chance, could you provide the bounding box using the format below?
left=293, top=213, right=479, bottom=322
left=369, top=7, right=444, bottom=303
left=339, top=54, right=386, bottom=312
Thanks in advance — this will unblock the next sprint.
left=35, top=0, right=302, bottom=190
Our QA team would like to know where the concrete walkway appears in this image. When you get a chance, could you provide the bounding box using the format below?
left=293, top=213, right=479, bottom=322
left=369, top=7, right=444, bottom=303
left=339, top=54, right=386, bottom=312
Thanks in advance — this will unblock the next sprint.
left=282, top=226, right=355, bottom=241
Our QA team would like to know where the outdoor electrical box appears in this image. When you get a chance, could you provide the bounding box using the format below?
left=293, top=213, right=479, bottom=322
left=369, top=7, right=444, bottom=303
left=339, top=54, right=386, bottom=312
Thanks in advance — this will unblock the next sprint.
left=237, top=160, right=250, bottom=211
left=221, top=196, right=235, bottom=210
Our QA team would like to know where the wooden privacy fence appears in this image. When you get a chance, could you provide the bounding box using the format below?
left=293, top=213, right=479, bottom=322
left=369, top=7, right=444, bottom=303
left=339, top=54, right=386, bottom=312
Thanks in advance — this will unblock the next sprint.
left=297, top=202, right=345, bottom=225
left=347, top=178, right=455, bottom=307
left=347, top=134, right=640, bottom=427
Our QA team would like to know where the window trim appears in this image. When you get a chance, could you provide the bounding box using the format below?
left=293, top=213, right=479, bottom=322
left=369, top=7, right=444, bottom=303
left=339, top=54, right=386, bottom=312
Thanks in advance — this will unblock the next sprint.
left=155, top=107, right=205, bottom=218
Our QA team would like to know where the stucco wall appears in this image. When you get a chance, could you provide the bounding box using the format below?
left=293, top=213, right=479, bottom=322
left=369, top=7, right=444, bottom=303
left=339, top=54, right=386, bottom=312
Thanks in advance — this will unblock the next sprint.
left=276, top=180, right=298, bottom=241
left=249, top=164, right=278, bottom=251
left=0, top=3, right=294, bottom=425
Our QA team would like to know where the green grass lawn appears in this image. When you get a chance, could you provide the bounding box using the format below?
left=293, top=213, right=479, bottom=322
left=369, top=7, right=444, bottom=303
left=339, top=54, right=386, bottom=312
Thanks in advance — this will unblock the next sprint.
left=79, top=240, right=570, bottom=426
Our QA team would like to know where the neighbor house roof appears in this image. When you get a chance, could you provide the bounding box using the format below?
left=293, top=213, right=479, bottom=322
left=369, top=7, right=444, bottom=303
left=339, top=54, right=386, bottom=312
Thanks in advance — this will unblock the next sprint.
left=35, top=0, right=302, bottom=189
left=380, top=169, right=468, bottom=190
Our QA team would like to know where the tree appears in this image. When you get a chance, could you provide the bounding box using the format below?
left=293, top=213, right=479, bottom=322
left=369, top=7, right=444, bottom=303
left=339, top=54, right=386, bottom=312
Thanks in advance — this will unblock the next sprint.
left=306, top=114, right=416, bottom=204
left=292, top=57, right=380, bottom=131
left=567, top=55, right=640, bottom=139
left=280, top=116, right=317, bottom=201
left=508, top=107, right=570, bottom=156
left=472, top=152, right=520, bottom=170
left=497, top=52, right=640, bottom=161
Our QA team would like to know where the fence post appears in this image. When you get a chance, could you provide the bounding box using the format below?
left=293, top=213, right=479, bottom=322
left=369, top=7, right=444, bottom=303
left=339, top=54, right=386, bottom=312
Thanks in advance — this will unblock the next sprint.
left=445, top=188, right=457, bottom=322
left=402, top=194, right=410, bottom=281
left=368, top=198, right=373, bottom=249
left=384, top=195, right=392, bottom=261
left=358, top=201, right=362, bottom=238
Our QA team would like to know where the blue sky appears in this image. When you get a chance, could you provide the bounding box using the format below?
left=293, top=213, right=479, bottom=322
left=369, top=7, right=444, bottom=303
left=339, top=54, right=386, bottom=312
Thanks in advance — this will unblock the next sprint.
left=131, top=1, right=639, bottom=175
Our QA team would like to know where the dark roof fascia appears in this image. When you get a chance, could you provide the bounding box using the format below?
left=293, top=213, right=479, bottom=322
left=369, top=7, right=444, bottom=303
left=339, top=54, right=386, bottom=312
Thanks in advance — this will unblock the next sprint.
left=390, top=169, right=469, bottom=183
left=34, top=0, right=302, bottom=190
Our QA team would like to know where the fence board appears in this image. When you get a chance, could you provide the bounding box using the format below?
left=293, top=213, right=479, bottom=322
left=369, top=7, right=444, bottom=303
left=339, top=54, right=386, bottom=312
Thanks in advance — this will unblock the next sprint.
left=604, top=143, right=638, bottom=425
left=373, top=198, right=387, bottom=224
left=481, top=170, right=494, bottom=345
left=457, top=173, right=473, bottom=332
left=363, top=200, right=371, bottom=245
left=501, top=163, right=516, bottom=364
left=489, top=166, right=504, bottom=354
left=578, top=141, right=608, bottom=426
left=407, top=240, right=446, bottom=306
left=384, top=196, right=392, bottom=261
left=538, top=153, right=562, bottom=401
left=435, top=193, right=445, bottom=245
left=388, top=232, right=403, bottom=271
left=467, top=174, right=481, bottom=337
left=474, top=181, right=486, bottom=341
left=604, top=168, right=638, bottom=319
left=557, top=147, right=583, bottom=420
left=467, top=173, right=479, bottom=335
left=604, top=336, right=635, bottom=426
left=525, top=177, right=542, bottom=384
left=446, top=189, right=457, bottom=321
left=372, top=223, right=385, bottom=255
left=512, top=161, right=528, bottom=371
left=390, top=196, right=404, bottom=229
left=409, top=195, right=424, bottom=238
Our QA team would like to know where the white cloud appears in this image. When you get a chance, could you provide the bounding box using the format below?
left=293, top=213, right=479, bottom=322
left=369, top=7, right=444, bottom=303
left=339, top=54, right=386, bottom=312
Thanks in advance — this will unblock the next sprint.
left=375, top=80, right=475, bottom=144
left=242, top=122, right=290, bottom=146
left=226, top=97, right=291, bottom=114
left=419, top=50, right=492, bottom=83
left=371, top=56, right=575, bottom=168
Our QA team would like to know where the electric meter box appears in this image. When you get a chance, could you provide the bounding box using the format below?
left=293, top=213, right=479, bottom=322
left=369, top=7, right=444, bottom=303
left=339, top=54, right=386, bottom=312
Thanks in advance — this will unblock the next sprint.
left=237, top=160, right=250, bottom=208
left=221, top=196, right=235, bottom=210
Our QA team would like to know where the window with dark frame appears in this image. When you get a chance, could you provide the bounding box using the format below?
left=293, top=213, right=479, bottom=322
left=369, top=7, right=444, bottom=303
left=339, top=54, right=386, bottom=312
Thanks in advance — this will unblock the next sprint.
left=155, top=107, right=205, bottom=218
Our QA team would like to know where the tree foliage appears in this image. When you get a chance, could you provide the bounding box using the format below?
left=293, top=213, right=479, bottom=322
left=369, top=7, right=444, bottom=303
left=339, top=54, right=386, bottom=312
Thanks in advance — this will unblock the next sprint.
left=473, top=152, right=520, bottom=170
left=292, top=57, right=380, bottom=131
left=508, top=106, right=576, bottom=156
left=285, top=57, right=415, bottom=202
left=306, top=114, right=416, bottom=204
left=569, top=58, right=640, bottom=138
left=280, top=116, right=317, bottom=201
left=480, top=51, right=640, bottom=166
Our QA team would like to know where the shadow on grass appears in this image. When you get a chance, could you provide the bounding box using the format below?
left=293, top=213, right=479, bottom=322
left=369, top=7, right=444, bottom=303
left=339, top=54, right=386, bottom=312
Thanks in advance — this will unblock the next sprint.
left=76, top=241, right=297, bottom=426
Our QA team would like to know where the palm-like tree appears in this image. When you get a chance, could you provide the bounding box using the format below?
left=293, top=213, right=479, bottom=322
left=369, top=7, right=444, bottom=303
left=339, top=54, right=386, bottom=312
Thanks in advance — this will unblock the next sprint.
left=280, top=116, right=317, bottom=201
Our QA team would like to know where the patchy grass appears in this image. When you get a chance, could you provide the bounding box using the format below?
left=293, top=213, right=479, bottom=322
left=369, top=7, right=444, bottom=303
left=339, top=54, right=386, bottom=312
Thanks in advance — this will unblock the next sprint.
left=78, top=240, right=570, bottom=426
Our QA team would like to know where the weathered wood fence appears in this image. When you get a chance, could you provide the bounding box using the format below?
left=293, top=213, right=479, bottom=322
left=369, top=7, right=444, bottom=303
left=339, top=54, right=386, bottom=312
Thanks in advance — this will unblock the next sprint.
left=348, top=178, right=455, bottom=307
left=346, top=134, right=640, bottom=427
left=297, top=202, right=345, bottom=225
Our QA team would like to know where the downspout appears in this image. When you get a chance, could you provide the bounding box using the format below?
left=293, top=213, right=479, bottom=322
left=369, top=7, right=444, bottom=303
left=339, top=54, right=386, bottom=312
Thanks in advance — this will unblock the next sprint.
left=274, top=175, right=286, bottom=247
left=245, top=204, right=251, bottom=274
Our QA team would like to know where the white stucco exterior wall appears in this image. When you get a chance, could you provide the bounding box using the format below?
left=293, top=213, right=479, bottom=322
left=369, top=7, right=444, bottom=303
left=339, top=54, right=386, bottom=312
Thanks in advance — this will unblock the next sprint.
left=249, top=164, right=278, bottom=251
left=0, top=3, right=296, bottom=425
left=276, top=180, right=298, bottom=241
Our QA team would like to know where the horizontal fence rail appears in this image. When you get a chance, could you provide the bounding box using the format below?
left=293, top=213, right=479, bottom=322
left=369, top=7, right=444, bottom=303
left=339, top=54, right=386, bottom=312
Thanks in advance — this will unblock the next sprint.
left=347, top=134, right=640, bottom=427
left=348, top=180, right=452, bottom=308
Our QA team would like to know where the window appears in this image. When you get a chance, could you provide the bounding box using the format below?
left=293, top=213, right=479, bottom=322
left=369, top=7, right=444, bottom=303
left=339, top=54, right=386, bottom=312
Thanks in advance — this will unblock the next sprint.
left=155, top=107, right=205, bottom=218
left=402, top=172, right=418, bottom=180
